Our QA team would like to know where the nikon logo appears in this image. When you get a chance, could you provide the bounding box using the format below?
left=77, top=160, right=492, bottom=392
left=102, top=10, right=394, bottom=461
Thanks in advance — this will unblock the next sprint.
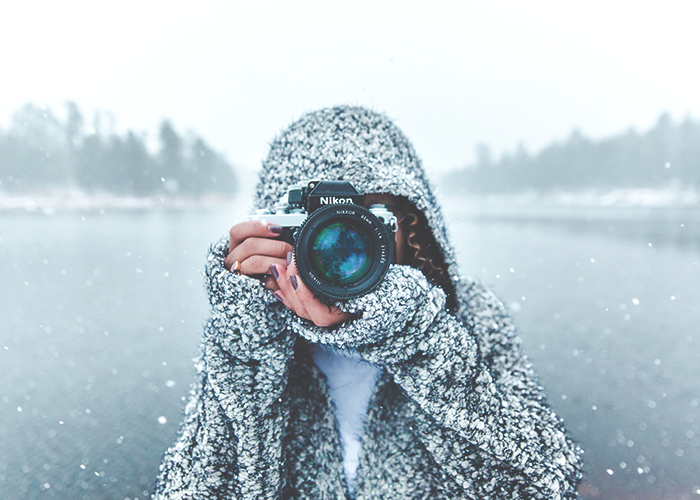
left=320, top=196, right=353, bottom=205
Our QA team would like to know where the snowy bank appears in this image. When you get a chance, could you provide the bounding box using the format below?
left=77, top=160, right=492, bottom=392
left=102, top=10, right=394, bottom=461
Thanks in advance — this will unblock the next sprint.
left=0, top=189, right=238, bottom=214
left=442, top=186, right=700, bottom=222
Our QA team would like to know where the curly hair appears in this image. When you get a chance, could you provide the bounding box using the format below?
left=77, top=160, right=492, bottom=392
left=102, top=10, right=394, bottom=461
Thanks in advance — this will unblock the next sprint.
left=394, top=197, right=457, bottom=311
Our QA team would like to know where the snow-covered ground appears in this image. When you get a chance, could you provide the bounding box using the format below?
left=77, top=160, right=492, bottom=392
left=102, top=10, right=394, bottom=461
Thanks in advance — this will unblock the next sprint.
left=2, top=186, right=699, bottom=222
left=442, top=186, right=700, bottom=222
left=473, top=186, right=699, bottom=208
left=0, top=188, right=237, bottom=214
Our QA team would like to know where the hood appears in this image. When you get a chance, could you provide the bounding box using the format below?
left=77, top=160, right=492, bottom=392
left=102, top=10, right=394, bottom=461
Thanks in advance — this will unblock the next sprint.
left=254, top=105, right=460, bottom=286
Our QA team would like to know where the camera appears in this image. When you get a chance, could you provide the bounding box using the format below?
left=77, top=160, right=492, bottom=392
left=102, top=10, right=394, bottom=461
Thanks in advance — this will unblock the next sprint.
left=249, top=180, right=398, bottom=301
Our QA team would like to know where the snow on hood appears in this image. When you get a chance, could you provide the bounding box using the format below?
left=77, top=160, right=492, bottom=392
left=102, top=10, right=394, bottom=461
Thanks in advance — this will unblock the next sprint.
left=254, top=105, right=459, bottom=282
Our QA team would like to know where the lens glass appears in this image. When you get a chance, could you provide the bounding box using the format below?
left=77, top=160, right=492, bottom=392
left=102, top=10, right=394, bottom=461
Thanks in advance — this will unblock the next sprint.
left=309, top=219, right=376, bottom=285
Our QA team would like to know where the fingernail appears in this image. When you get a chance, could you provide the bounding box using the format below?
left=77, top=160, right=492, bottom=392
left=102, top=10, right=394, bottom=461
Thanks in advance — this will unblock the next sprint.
left=290, top=275, right=298, bottom=291
left=286, top=251, right=293, bottom=267
left=268, top=224, right=283, bottom=234
left=273, top=292, right=284, bottom=303
left=269, top=265, right=280, bottom=280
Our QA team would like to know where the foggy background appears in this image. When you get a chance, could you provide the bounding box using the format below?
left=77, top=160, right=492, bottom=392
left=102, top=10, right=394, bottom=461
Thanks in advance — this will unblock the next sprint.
left=1, top=1, right=699, bottom=499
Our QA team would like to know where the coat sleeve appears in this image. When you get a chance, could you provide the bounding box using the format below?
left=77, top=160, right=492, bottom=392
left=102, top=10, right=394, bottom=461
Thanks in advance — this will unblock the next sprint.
left=153, top=237, right=295, bottom=500
left=290, top=265, right=583, bottom=499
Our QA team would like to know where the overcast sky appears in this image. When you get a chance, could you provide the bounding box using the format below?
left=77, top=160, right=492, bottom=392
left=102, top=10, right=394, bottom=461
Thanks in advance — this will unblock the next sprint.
left=1, top=1, right=699, bottom=177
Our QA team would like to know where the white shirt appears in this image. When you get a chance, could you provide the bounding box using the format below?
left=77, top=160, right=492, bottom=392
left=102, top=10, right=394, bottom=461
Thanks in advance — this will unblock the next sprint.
left=311, top=343, right=382, bottom=497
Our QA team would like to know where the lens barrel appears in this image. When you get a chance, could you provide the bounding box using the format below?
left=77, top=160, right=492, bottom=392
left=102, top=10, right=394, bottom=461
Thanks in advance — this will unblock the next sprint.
left=294, top=204, right=394, bottom=301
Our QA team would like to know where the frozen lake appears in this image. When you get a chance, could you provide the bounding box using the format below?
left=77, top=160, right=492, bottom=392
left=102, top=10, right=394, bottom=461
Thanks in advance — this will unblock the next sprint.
left=1, top=199, right=699, bottom=499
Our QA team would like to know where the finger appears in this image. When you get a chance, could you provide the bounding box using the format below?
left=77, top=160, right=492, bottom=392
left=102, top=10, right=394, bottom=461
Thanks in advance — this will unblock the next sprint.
left=262, top=275, right=280, bottom=291
left=286, top=256, right=298, bottom=275
left=276, top=266, right=311, bottom=320
left=272, top=264, right=311, bottom=321
left=285, top=257, right=354, bottom=327
left=272, top=290, right=287, bottom=305
left=291, top=274, right=350, bottom=327
left=229, top=255, right=288, bottom=276
left=229, top=219, right=284, bottom=254
left=227, top=236, right=293, bottom=268
left=281, top=259, right=317, bottom=320
left=284, top=259, right=323, bottom=312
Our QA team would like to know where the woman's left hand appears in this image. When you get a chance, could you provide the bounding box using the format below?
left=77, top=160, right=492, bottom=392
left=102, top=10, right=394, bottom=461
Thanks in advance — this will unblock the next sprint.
left=269, top=253, right=355, bottom=328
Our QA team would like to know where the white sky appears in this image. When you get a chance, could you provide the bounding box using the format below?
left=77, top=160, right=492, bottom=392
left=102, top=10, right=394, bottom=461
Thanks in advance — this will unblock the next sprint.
left=1, top=1, right=699, bottom=177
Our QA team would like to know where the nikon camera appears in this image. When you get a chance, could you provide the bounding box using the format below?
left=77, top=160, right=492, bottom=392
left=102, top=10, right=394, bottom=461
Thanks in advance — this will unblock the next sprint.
left=249, top=180, right=397, bottom=301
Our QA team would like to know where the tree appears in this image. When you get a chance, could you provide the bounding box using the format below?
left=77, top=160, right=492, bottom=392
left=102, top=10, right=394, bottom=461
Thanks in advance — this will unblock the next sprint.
left=158, top=120, right=185, bottom=194
left=189, top=136, right=237, bottom=196
left=123, top=132, right=158, bottom=196
left=4, top=104, right=68, bottom=191
left=441, top=113, right=700, bottom=194
left=0, top=102, right=238, bottom=197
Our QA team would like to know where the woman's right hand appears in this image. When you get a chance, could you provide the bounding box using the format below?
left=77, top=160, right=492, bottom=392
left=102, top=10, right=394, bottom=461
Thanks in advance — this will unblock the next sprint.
left=224, top=220, right=294, bottom=292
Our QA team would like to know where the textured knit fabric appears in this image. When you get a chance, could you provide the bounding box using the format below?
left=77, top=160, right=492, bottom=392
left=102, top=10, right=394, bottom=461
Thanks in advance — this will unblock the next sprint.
left=153, top=106, right=583, bottom=499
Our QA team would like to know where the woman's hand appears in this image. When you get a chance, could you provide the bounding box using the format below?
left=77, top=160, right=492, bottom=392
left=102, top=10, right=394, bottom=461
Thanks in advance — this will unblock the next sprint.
left=225, top=220, right=293, bottom=291
left=226, top=220, right=353, bottom=327
left=269, top=256, right=355, bottom=328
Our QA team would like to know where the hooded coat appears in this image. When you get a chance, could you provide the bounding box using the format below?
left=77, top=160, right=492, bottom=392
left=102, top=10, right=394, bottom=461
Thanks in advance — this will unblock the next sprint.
left=153, top=106, right=583, bottom=499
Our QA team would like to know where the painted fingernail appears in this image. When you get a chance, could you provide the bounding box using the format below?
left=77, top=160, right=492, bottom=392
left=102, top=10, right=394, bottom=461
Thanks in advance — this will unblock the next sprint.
left=273, top=292, right=284, bottom=303
left=268, top=224, right=283, bottom=234
left=290, top=275, right=298, bottom=291
left=269, top=265, right=280, bottom=280
left=286, top=251, right=293, bottom=267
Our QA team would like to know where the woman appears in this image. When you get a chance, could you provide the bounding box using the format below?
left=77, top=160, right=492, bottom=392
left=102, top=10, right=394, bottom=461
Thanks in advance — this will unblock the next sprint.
left=154, top=106, right=583, bottom=499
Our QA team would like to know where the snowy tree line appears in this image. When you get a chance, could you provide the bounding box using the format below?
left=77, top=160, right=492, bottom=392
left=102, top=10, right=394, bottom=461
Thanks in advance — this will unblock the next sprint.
left=0, top=102, right=237, bottom=197
left=443, top=114, right=700, bottom=193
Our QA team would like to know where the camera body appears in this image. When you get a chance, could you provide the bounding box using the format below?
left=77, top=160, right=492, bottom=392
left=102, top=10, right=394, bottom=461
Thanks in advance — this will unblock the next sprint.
left=249, top=180, right=398, bottom=301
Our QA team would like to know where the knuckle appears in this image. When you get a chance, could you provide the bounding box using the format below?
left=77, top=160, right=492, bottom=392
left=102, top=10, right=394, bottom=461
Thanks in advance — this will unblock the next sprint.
left=229, top=223, right=245, bottom=242
left=278, top=240, right=294, bottom=254
left=240, top=237, right=259, bottom=254
left=247, top=254, right=267, bottom=272
left=265, top=239, right=291, bottom=258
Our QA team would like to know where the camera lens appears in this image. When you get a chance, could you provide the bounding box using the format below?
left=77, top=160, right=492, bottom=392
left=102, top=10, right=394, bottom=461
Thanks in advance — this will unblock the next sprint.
left=295, top=205, right=394, bottom=301
left=308, top=220, right=376, bottom=286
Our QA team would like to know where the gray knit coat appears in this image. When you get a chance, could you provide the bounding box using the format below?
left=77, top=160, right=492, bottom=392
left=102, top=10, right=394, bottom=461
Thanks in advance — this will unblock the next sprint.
left=153, top=106, right=583, bottom=499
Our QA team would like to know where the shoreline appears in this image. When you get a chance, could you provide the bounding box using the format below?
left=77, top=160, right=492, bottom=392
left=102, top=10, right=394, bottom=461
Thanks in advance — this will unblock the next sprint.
left=0, top=192, right=239, bottom=214
left=1, top=186, right=699, bottom=219
left=442, top=187, right=700, bottom=222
